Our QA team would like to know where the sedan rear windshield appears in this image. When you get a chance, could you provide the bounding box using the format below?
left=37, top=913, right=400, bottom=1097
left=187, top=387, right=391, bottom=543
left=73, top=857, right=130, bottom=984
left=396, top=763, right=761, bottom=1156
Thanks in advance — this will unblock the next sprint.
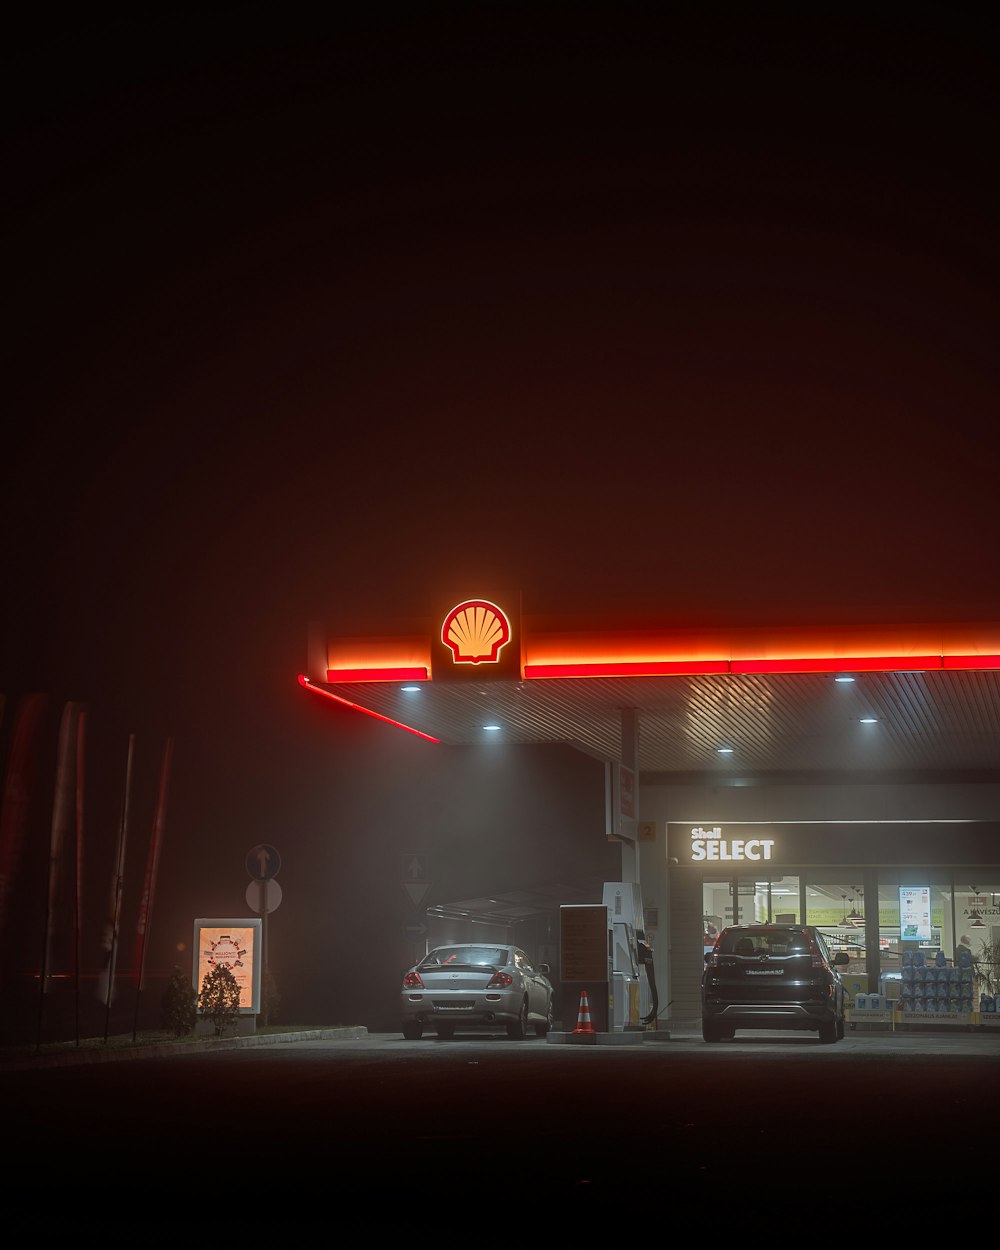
left=719, top=930, right=809, bottom=957
left=419, top=947, right=509, bottom=968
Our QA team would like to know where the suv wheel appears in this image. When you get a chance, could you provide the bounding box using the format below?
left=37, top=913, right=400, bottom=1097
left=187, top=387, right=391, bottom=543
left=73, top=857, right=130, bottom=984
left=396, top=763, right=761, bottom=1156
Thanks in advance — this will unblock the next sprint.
left=818, top=1019, right=838, bottom=1044
left=702, top=1018, right=723, bottom=1042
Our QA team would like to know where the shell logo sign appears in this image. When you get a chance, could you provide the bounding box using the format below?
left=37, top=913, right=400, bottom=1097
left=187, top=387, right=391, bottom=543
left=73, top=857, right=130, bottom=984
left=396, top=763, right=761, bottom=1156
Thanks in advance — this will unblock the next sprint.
left=441, top=600, right=511, bottom=665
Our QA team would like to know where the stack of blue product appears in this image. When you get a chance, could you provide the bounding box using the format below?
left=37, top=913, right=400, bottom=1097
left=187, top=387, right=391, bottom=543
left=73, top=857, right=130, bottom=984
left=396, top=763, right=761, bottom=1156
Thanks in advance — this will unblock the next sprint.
left=899, top=949, right=974, bottom=1011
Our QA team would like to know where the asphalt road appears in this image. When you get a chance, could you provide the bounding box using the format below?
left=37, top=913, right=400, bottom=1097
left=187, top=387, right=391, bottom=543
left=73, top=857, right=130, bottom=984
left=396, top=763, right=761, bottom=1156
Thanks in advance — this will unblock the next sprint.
left=5, top=1029, right=998, bottom=1232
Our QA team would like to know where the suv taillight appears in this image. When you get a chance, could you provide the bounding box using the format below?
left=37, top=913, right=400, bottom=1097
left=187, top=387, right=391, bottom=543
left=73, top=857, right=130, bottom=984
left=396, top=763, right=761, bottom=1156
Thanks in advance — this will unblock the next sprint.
left=704, top=933, right=723, bottom=968
left=403, top=971, right=424, bottom=989
left=486, top=971, right=513, bottom=988
left=806, top=933, right=826, bottom=970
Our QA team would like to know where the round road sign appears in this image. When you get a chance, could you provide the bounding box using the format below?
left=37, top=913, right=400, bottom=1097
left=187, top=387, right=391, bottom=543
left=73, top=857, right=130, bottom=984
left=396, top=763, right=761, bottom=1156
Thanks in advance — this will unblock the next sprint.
left=247, top=879, right=282, bottom=915
left=246, top=844, right=281, bottom=880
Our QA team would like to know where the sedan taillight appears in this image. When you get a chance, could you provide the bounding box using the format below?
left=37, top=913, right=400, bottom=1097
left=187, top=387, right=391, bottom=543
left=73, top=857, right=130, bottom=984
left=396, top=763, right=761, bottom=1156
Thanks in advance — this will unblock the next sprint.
left=403, top=971, right=424, bottom=989
left=486, top=971, right=513, bottom=988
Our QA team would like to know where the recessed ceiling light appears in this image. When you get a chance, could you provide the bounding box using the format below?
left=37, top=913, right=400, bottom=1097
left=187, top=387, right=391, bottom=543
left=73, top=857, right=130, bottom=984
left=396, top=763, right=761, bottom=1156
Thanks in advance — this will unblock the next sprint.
left=717, top=747, right=734, bottom=754
left=400, top=686, right=420, bottom=692
left=483, top=724, right=501, bottom=732
left=835, top=675, right=855, bottom=683
left=860, top=717, right=878, bottom=724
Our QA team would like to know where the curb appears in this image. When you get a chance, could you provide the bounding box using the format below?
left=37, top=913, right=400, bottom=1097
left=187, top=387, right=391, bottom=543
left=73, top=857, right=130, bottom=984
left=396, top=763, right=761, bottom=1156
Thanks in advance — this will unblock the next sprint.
left=0, top=1026, right=370, bottom=1072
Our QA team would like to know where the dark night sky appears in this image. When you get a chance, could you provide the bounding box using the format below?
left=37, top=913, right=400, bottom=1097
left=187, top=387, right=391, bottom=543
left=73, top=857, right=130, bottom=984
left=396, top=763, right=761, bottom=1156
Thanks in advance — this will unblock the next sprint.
left=2, top=7, right=999, bottom=1023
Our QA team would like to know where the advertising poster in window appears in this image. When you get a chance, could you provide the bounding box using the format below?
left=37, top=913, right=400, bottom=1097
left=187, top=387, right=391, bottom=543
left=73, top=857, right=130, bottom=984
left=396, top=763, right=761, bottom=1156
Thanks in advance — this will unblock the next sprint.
left=193, top=918, right=262, bottom=1013
left=899, top=887, right=932, bottom=943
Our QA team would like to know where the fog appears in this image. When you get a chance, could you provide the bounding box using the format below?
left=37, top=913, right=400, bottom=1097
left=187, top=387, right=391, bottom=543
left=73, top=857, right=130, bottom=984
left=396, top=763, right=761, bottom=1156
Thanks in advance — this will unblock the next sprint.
left=3, top=8, right=998, bottom=1034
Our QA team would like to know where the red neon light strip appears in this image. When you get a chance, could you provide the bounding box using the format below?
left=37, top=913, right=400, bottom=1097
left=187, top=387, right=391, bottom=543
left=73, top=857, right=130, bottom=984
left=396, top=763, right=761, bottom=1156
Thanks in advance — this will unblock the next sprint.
left=523, top=654, right=1000, bottom=679
left=297, top=675, right=440, bottom=743
left=731, top=655, right=943, bottom=675
left=325, top=667, right=428, bottom=682
left=524, top=660, right=731, bottom=679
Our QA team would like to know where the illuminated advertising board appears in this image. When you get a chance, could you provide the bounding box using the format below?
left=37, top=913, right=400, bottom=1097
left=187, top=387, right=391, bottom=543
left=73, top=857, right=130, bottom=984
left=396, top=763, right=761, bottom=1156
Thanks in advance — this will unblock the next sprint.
left=899, top=886, right=932, bottom=943
left=193, top=918, right=262, bottom=1014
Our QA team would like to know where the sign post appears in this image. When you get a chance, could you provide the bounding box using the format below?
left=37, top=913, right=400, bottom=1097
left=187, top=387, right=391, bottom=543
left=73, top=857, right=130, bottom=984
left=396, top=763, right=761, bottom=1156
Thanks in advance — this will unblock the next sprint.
left=246, top=845, right=281, bottom=1025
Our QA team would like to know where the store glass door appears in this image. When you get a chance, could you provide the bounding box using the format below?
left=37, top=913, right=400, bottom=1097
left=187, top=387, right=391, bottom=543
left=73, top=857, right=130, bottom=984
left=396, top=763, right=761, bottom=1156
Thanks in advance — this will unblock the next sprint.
left=750, top=875, right=801, bottom=923
left=701, top=876, right=801, bottom=950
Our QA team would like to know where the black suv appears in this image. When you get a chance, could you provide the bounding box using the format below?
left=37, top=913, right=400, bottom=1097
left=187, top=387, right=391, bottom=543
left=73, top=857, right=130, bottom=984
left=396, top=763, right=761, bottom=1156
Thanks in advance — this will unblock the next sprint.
left=701, top=924, right=849, bottom=1043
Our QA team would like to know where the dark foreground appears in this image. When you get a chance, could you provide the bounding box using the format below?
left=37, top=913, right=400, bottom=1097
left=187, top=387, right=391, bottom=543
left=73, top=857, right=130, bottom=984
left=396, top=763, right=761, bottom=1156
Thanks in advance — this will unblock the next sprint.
left=4, top=1029, right=998, bottom=1231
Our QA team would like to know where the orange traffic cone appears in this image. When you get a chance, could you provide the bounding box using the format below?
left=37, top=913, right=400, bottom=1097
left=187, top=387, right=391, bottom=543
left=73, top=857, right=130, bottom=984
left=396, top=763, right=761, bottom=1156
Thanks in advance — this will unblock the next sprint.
left=572, top=989, right=596, bottom=1035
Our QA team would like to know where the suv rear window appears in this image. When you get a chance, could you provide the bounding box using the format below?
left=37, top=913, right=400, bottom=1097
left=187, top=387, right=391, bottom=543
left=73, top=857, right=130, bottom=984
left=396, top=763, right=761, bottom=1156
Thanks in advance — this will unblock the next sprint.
left=719, top=929, right=809, bottom=956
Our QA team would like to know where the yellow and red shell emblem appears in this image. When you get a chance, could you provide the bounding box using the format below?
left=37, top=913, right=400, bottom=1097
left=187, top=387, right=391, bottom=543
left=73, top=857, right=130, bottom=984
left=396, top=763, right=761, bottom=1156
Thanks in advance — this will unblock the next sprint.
left=441, top=600, right=511, bottom=665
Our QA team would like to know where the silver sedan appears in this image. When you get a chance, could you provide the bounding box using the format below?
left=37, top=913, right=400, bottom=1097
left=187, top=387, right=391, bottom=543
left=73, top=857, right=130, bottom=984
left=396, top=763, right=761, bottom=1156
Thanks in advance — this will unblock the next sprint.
left=400, top=943, right=555, bottom=1039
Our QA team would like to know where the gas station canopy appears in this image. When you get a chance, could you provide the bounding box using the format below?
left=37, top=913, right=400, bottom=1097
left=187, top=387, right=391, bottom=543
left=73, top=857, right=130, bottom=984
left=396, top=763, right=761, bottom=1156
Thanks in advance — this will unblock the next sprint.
left=301, top=604, right=1000, bottom=778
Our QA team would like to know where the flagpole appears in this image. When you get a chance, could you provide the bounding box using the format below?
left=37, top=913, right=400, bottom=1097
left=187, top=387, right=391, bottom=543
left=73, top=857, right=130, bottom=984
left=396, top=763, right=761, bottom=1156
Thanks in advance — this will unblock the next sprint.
left=37, top=703, right=77, bottom=1051
left=73, top=709, right=86, bottom=1047
left=102, top=734, right=135, bottom=1042
left=132, top=738, right=172, bottom=1043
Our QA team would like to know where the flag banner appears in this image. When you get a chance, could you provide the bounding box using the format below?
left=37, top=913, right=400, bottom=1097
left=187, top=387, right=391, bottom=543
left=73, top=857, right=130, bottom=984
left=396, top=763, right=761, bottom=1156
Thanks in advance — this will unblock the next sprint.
left=0, top=694, right=49, bottom=955
left=40, top=702, right=81, bottom=993
left=97, top=733, right=135, bottom=1008
left=134, top=738, right=173, bottom=991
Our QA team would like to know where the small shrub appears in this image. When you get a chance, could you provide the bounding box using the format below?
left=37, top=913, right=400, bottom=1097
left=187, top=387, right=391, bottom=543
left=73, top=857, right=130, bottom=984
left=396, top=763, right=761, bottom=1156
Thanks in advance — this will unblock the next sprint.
left=161, top=966, right=198, bottom=1037
left=199, top=964, right=242, bottom=1037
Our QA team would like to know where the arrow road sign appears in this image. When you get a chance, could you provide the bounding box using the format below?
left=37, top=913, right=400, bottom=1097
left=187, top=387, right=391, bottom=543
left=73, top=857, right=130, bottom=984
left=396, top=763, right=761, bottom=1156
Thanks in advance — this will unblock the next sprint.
left=402, top=853, right=430, bottom=906
left=402, top=854, right=428, bottom=883
left=247, top=844, right=281, bottom=881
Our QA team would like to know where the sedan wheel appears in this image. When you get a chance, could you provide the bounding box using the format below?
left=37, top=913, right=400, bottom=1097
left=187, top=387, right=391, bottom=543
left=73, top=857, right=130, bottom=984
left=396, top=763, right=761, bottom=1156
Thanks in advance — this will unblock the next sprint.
left=402, top=1022, right=423, bottom=1040
left=534, top=1003, right=554, bottom=1038
left=506, top=999, right=529, bottom=1039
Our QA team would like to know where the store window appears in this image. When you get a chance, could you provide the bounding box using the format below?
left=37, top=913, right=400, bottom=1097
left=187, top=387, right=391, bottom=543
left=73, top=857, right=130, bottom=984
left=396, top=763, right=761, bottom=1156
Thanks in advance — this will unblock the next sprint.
left=806, top=880, right=867, bottom=960
left=696, top=868, right=1000, bottom=1017
left=882, top=874, right=950, bottom=970
left=953, top=879, right=999, bottom=972
left=957, top=880, right=1000, bottom=1010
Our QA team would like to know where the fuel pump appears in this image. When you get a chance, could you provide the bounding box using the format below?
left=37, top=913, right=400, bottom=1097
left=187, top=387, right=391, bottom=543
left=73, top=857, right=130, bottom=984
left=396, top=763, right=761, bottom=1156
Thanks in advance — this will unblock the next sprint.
left=602, top=883, right=654, bottom=1030
left=636, top=929, right=658, bottom=1025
